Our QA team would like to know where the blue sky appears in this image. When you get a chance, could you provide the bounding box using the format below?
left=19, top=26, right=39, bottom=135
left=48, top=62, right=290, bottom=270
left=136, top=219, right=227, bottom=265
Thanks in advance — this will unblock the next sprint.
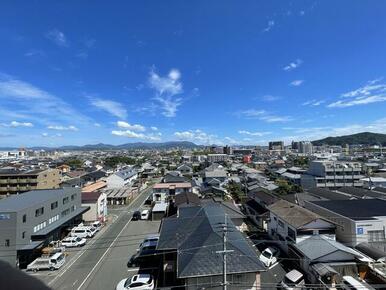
left=1, top=0, right=386, bottom=147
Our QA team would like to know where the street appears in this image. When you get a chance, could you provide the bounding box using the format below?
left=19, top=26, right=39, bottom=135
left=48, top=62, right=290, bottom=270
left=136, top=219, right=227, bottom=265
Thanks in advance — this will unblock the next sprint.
left=31, top=185, right=160, bottom=290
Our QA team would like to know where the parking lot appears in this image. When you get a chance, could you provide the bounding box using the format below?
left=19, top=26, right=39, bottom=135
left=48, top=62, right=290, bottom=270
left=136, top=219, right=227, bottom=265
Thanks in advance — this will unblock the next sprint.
left=25, top=185, right=161, bottom=290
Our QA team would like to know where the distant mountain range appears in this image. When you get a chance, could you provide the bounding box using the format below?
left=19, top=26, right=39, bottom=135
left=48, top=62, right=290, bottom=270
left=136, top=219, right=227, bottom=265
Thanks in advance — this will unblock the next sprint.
left=0, top=141, right=201, bottom=151
left=312, top=132, right=386, bottom=146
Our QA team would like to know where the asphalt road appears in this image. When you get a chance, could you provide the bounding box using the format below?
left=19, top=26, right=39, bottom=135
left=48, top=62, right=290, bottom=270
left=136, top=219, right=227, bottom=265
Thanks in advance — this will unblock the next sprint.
left=40, top=185, right=160, bottom=290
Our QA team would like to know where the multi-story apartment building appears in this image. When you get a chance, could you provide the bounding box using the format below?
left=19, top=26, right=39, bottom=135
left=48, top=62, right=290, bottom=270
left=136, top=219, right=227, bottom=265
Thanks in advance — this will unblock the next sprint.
left=301, top=160, right=364, bottom=189
left=269, top=141, right=284, bottom=151
left=299, top=141, right=313, bottom=154
left=0, top=168, right=61, bottom=196
left=207, top=153, right=229, bottom=163
left=0, top=188, right=88, bottom=268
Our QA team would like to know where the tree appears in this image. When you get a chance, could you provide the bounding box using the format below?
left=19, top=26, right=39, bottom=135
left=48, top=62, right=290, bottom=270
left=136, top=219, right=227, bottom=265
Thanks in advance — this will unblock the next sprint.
left=67, top=159, right=83, bottom=169
left=226, top=182, right=245, bottom=203
left=104, top=156, right=136, bottom=168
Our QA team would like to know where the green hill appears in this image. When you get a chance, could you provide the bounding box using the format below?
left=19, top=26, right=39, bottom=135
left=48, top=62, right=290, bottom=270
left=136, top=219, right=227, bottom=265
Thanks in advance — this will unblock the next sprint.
left=312, top=132, right=386, bottom=146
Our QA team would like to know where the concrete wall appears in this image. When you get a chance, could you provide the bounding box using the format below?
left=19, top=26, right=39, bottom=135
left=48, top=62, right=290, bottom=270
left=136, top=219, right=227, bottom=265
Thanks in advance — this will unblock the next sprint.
left=0, top=188, right=82, bottom=267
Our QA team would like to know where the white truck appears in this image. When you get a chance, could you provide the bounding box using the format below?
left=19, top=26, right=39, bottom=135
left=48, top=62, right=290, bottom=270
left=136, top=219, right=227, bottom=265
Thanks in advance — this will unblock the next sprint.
left=27, top=252, right=65, bottom=272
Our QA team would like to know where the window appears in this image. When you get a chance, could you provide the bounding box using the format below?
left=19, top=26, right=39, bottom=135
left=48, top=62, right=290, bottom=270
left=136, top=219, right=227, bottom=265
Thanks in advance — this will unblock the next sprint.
left=71, top=194, right=76, bottom=201
left=35, top=207, right=44, bottom=217
left=61, top=209, right=70, bottom=217
left=368, top=230, right=385, bottom=242
left=5, top=239, right=10, bottom=247
left=71, top=205, right=76, bottom=212
left=22, top=232, right=26, bottom=239
left=51, top=201, right=58, bottom=210
left=63, top=197, right=69, bottom=204
left=278, top=220, right=285, bottom=228
left=22, top=214, right=26, bottom=223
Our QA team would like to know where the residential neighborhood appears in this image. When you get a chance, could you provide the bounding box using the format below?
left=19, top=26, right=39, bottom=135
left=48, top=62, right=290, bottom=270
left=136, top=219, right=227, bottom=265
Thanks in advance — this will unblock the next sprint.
left=1, top=141, right=386, bottom=289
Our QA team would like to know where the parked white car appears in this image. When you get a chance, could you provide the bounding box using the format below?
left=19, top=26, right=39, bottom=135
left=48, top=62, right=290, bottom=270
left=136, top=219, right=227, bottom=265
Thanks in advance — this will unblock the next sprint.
left=141, top=210, right=150, bottom=220
left=70, top=227, right=94, bottom=238
left=280, top=269, right=305, bottom=290
left=61, top=236, right=87, bottom=248
left=91, top=221, right=102, bottom=231
left=116, top=274, right=154, bottom=290
left=259, top=247, right=280, bottom=267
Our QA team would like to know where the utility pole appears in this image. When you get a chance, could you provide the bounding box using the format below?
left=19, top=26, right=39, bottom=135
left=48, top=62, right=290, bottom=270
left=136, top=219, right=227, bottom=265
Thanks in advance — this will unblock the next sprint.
left=216, top=214, right=233, bottom=290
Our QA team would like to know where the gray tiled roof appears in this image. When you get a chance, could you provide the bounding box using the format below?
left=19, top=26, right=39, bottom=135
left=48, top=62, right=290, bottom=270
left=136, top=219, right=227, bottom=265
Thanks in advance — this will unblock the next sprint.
left=294, top=235, right=360, bottom=261
left=157, top=203, right=265, bottom=278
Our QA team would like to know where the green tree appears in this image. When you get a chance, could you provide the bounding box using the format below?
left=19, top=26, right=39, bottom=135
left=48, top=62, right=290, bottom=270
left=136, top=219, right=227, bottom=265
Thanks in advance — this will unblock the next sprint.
left=67, top=159, right=83, bottom=169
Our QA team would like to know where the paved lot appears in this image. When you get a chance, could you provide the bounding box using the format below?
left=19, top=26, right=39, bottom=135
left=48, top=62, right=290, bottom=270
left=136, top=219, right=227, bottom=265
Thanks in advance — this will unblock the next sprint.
left=27, top=185, right=160, bottom=290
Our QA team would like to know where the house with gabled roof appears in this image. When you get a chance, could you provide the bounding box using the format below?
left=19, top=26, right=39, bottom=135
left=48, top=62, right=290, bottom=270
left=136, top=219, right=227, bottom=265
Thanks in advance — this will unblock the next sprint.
left=156, top=203, right=265, bottom=289
left=267, top=199, right=336, bottom=253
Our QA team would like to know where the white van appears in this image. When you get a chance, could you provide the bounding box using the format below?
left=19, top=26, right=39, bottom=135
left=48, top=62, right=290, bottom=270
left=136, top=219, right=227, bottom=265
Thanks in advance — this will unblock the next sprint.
left=141, top=209, right=150, bottom=220
left=342, top=276, right=375, bottom=290
left=280, top=269, right=305, bottom=290
left=70, top=227, right=94, bottom=238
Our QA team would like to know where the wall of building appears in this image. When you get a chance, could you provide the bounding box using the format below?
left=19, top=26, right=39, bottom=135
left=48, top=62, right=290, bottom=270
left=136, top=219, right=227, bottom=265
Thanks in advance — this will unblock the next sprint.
left=0, top=188, right=82, bottom=267
left=36, top=169, right=61, bottom=190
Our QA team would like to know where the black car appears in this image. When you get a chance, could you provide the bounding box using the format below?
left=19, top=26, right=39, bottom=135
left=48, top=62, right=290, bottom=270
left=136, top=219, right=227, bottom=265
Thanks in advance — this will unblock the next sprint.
left=132, top=211, right=141, bottom=221
left=127, top=241, right=159, bottom=267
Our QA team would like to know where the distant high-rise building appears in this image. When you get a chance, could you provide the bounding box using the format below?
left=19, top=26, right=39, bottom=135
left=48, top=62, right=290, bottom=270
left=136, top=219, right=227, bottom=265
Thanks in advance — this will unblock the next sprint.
left=291, top=141, right=300, bottom=150
left=299, top=141, right=313, bottom=154
left=223, top=146, right=232, bottom=155
left=269, top=141, right=284, bottom=151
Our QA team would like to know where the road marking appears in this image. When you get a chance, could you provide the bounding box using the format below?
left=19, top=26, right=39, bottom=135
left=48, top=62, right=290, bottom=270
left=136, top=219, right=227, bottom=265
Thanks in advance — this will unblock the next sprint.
left=76, top=189, right=150, bottom=290
left=127, top=267, right=139, bottom=272
left=72, top=279, right=78, bottom=287
left=76, top=216, right=132, bottom=290
left=48, top=219, right=113, bottom=286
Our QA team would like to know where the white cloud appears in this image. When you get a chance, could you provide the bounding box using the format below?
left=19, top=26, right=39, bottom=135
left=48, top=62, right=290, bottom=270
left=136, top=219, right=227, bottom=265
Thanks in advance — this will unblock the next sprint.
left=328, top=79, right=386, bottom=108
left=0, top=121, right=33, bottom=128
left=111, top=130, right=161, bottom=141
left=90, top=98, right=127, bottom=119
left=174, top=129, right=219, bottom=144
left=151, top=126, right=158, bottom=131
left=94, top=123, right=101, bottom=127
left=236, top=109, right=293, bottom=123
left=262, top=20, right=275, bottom=32
left=42, top=132, right=62, bottom=138
left=0, top=75, right=90, bottom=125
left=261, top=95, right=281, bottom=102
left=149, top=68, right=183, bottom=117
left=46, top=29, right=68, bottom=47
left=116, top=121, right=145, bottom=132
left=238, top=130, right=271, bottom=137
left=283, top=59, right=303, bottom=71
left=290, top=80, right=304, bottom=86
left=224, top=137, right=238, bottom=144
left=47, top=125, right=78, bottom=131
left=280, top=118, right=386, bottom=142
left=302, top=99, right=325, bottom=106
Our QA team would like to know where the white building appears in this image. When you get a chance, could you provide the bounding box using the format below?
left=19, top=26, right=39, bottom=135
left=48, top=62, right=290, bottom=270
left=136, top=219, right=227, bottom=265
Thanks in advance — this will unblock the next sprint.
left=267, top=200, right=336, bottom=253
left=105, top=168, right=137, bottom=189
left=81, top=191, right=108, bottom=222
left=361, top=177, right=386, bottom=189
left=301, top=160, right=364, bottom=189
left=305, top=199, right=386, bottom=247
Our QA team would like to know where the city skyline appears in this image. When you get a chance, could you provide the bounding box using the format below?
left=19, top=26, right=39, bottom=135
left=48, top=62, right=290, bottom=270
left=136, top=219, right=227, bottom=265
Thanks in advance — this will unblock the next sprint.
left=1, top=0, right=386, bottom=147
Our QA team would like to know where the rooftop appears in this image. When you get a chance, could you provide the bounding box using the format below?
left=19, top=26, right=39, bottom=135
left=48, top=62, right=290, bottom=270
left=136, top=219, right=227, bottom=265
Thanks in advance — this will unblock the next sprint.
left=0, top=188, right=80, bottom=212
left=268, top=199, right=328, bottom=228
left=311, top=199, right=386, bottom=220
